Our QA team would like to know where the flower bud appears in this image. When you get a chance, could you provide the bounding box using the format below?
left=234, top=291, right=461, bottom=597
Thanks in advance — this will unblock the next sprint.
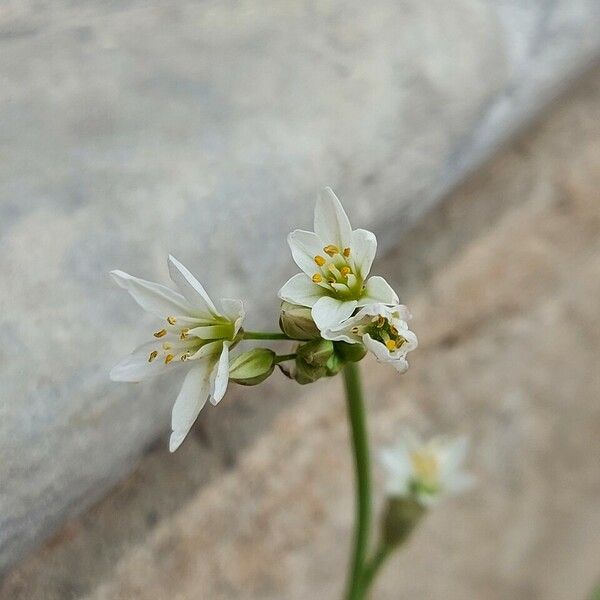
left=229, top=348, right=276, bottom=386
left=279, top=302, right=320, bottom=340
left=297, top=339, right=334, bottom=367
left=325, top=352, right=343, bottom=376
left=381, top=496, right=426, bottom=548
left=294, top=358, right=327, bottom=385
left=334, top=341, right=367, bottom=363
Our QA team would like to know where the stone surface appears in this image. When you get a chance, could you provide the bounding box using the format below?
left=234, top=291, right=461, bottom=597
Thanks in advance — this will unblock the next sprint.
left=2, top=64, right=600, bottom=599
left=1, top=0, right=600, bottom=572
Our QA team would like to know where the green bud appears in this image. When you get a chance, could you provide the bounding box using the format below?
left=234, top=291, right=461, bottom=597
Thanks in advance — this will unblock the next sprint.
left=334, top=341, right=367, bottom=363
left=229, top=348, right=276, bottom=386
left=279, top=302, right=320, bottom=340
left=296, top=339, right=334, bottom=367
left=294, top=358, right=327, bottom=385
left=325, top=351, right=343, bottom=376
left=381, top=496, right=426, bottom=548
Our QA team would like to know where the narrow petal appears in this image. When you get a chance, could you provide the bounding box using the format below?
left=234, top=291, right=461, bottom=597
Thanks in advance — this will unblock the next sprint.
left=351, top=228, right=377, bottom=279
left=110, top=340, right=178, bottom=382
left=360, top=276, right=399, bottom=305
left=314, top=187, right=353, bottom=249
left=209, top=343, right=230, bottom=405
left=110, top=270, right=191, bottom=318
left=220, top=298, right=245, bottom=335
left=311, top=296, right=357, bottom=330
left=278, top=273, right=327, bottom=307
left=169, top=361, right=212, bottom=452
left=168, top=255, right=220, bottom=317
left=288, top=230, right=326, bottom=278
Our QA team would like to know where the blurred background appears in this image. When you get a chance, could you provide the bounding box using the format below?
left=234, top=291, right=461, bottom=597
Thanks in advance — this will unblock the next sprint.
left=1, top=1, right=600, bottom=598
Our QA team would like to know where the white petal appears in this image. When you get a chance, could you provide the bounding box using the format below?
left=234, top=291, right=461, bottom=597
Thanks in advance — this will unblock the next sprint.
left=209, top=343, right=230, bottom=406
left=288, top=230, right=326, bottom=278
left=321, top=312, right=364, bottom=343
left=314, top=187, right=353, bottom=249
left=110, top=340, right=177, bottom=382
left=440, top=436, right=469, bottom=474
left=169, top=362, right=212, bottom=452
left=360, top=276, right=399, bottom=305
left=110, top=270, right=191, bottom=318
left=351, top=228, right=377, bottom=279
left=311, top=296, right=357, bottom=330
left=363, top=334, right=392, bottom=363
left=278, top=273, right=327, bottom=307
left=220, top=298, right=245, bottom=335
left=168, top=255, right=220, bottom=317
left=391, top=357, right=409, bottom=373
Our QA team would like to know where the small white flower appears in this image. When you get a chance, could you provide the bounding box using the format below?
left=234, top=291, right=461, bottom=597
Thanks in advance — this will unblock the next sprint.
left=380, top=431, right=474, bottom=506
left=322, top=304, right=417, bottom=373
left=110, top=255, right=245, bottom=452
left=279, top=187, right=399, bottom=330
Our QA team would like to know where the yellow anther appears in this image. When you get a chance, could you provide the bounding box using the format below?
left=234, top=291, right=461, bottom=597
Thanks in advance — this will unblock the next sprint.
left=314, top=255, right=326, bottom=267
left=323, top=244, right=339, bottom=256
left=312, top=273, right=323, bottom=283
left=162, top=342, right=172, bottom=350
left=167, top=316, right=177, bottom=325
left=180, top=328, right=189, bottom=340
left=351, top=326, right=360, bottom=334
left=164, top=354, right=174, bottom=364
left=376, top=316, right=386, bottom=328
left=385, top=340, right=397, bottom=352
left=390, top=325, right=399, bottom=335
left=340, top=266, right=351, bottom=277
left=148, top=350, right=158, bottom=363
left=327, top=276, right=336, bottom=283
left=153, top=329, right=167, bottom=338
left=343, top=247, right=351, bottom=257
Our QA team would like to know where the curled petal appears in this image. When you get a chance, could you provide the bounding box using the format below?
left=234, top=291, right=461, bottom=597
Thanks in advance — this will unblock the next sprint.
left=210, top=343, right=230, bottom=406
left=220, top=298, right=245, bottom=335
left=311, top=296, right=357, bottom=330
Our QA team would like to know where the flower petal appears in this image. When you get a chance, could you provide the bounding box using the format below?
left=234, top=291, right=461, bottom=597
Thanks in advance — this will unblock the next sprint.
left=209, top=343, right=230, bottom=406
left=278, top=273, right=327, bottom=308
left=320, top=312, right=364, bottom=343
left=311, top=296, right=357, bottom=330
left=110, top=270, right=191, bottom=318
left=169, top=361, right=212, bottom=452
left=360, top=276, right=399, bottom=305
left=110, top=340, right=180, bottom=382
left=168, top=255, right=220, bottom=317
left=314, top=187, right=353, bottom=249
left=288, top=229, right=327, bottom=278
left=351, top=228, right=377, bottom=279
left=220, top=298, right=245, bottom=335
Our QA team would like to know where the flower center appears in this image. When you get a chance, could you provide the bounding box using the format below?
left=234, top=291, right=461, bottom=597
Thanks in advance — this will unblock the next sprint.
left=352, top=315, right=408, bottom=351
left=312, top=245, right=364, bottom=299
left=409, top=450, right=440, bottom=495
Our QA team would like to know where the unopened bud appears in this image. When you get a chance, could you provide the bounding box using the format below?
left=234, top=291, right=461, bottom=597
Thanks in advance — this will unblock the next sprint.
left=325, top=352, right=343, bottom=376
left=229, top=348, right=276, bottom=386
left=334, top=341, right=367, bottom=363
left=294, top=358, right=327, bottom=385
left=297, top=339, right=334, bottom=367
left=279, top=302, right=320, bottom=340
left=381, top=496, right=426, bottom=548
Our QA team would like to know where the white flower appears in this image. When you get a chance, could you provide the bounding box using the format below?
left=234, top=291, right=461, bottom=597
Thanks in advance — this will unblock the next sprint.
left=279, top=187, right=399, bottom=330
left=322, top=303, right=417, bottom=373
left=380, top=431, right=474, bottom=506
left=110, top=255, right=245, bottom=452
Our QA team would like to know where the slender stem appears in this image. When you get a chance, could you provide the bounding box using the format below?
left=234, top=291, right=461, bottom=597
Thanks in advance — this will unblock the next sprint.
left=359, top=544, right=391, bottom=596
left=343, top=362, right=372, bottom=600
left=274, top=353, right=297, bottom=364
left=242, top=330, right=292, bottom=341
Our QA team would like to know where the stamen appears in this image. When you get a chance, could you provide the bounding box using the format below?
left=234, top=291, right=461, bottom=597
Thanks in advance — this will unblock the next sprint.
left=162, top=342, right=172, bottom=350
left=343, top=247, right=351, bottom=257
left=314, top=255, right=326, bottom=267
left=327, top=276, right=335, bottom=283
left=396, top=337, right=406, bottom=349
left=180, top=328, right=189, bottom=340
left=167, top=316, right=177, bottom=325
left=164, top=354, right=174, bottom=364
left=351, top=326, right=360, bottom=334
left=148, top=350, right=158, bottom=362
left=312, top=273, right=323, bottom=283
left=340, top=266, right=351, bottom=277
left=323, top=244, right=339, bottom=256
left=180, top=354, right=188, bottom=361
left=376, top=316, right=386, bottom=328
left=385, top=340, right=397, bottom=352
left=153, top=329, right=167, bottom=338
left=390, top=325, right=399, bottom=335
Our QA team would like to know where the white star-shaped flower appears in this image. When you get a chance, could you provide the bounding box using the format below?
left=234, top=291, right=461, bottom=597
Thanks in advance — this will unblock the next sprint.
left=380, top=431, right=474, bottom=506
left=279, top=187, right=399, bottom=330
left=322, top=303, right=417, bottom=373
left=110, top=255, right=245, bottom=452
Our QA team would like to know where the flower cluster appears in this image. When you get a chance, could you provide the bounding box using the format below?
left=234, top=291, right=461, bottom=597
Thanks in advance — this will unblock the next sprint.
left=110, top=187, right=417, bottom=451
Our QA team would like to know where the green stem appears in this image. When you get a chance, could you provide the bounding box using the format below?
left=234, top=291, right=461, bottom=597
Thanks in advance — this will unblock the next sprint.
left=274, top=353, right=297, bottom=364
left=343, top=362, right=372, bottom=600
left=242, top=330, right=292, bottom=341
left=359, top=544, right=391, bottom=597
